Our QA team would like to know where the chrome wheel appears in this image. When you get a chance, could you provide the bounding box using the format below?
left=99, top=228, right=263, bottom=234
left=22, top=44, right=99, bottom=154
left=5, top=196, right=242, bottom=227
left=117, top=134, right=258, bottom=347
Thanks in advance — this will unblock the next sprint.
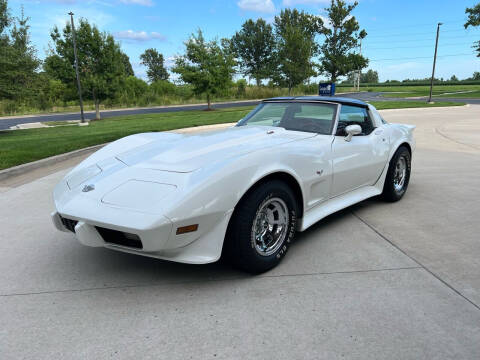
left=393, top=156, right=407, bottom=192
left=251, top=197, right=289, bottom=256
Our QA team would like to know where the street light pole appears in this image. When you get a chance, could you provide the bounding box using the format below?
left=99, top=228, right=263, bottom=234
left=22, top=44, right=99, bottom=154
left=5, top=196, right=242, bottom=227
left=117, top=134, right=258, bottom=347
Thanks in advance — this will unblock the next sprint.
left=428, top=22, right=442, bottom=103
left=68, top=12, right=85, bottom=123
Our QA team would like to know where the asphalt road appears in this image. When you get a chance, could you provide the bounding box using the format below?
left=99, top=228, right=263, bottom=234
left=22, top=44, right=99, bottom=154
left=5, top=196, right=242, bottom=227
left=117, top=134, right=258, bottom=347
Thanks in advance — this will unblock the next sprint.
left=1, top=93, right=479, bottom=131
left=1, top=106, right=480, bottom=359
left=344, top=91, right=480, bottom=104
left=0, top=100, right=261, bottom=130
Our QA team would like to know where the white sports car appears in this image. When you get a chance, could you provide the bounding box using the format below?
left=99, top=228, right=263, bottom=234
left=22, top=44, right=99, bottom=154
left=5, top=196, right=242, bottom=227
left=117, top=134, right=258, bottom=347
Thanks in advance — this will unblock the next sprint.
left=52, top=97, right=415, bottom=273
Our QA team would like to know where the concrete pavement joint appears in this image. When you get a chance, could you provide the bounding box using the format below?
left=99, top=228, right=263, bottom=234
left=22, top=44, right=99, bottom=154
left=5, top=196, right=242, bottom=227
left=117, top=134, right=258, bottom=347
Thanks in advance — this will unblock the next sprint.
left=0, top=265, right=422, bottom=298
left=434, top=127, right=479, bottom=150
left=352, top=211, right=480, bottom=312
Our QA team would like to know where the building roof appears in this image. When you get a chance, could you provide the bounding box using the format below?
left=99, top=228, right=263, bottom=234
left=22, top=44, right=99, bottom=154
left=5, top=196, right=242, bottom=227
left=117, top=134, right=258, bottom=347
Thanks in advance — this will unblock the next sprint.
left=264, top=96, right=368, bottom=107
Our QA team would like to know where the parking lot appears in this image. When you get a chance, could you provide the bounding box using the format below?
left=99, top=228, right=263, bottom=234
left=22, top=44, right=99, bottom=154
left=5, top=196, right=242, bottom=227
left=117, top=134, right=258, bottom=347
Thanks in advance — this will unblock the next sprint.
left=1, top=105, right=480, bottom=359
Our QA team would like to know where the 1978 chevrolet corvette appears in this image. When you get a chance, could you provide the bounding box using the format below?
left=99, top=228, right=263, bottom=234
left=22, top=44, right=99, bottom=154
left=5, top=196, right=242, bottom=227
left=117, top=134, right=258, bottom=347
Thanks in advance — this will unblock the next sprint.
left=52, top=97, right=415, bottom=273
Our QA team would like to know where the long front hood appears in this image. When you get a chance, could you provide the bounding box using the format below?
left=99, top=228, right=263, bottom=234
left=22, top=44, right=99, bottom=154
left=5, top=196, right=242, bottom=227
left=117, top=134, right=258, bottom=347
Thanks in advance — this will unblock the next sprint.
left=116, top=126, right=315, bottom=172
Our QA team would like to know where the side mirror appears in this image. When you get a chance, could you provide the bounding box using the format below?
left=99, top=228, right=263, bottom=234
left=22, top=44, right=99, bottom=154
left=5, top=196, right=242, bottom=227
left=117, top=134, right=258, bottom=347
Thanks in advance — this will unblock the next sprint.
left=344, top=124, right=362, bottom=142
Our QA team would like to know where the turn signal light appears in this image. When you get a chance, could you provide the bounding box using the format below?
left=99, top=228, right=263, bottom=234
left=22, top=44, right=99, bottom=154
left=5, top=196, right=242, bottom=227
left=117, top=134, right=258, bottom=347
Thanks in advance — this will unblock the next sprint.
left=176, top=224, right=199, bottom=235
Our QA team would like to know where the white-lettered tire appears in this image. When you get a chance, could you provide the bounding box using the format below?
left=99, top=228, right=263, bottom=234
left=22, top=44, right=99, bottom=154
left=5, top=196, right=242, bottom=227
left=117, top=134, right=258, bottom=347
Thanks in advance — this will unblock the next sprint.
left=223, top=180, right=298, bottom=274
left=382, top=146, right=411, bottom=202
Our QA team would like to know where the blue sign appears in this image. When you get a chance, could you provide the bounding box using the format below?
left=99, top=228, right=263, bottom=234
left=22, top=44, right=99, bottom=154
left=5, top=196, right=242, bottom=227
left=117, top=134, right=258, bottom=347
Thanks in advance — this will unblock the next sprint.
left=319, top=82, right=336, bottom=96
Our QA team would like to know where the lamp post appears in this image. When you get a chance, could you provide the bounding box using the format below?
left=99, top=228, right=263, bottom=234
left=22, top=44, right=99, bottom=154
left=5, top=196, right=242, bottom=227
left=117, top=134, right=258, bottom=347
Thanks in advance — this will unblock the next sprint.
left=68, top=12, right=85, bottom=123
left=428, top=22, right=442, bottom=103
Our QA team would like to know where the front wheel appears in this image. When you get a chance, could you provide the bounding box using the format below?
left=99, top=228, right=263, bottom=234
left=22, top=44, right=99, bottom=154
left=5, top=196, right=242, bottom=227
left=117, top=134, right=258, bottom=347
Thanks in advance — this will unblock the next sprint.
left=223, top=180, right=298, bottom=274
left=382, top=146, right=411, bottom=202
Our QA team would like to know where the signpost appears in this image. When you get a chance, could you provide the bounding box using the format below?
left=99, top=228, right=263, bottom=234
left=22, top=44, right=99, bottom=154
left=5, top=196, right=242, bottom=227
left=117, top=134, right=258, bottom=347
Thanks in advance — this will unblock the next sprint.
left=319, top=83, right=336, bottom=96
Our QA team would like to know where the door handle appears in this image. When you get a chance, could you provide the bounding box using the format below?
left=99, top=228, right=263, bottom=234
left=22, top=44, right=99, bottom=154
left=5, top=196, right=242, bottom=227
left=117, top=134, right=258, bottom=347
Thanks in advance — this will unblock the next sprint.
left=374, top=129, right=384, bottom=135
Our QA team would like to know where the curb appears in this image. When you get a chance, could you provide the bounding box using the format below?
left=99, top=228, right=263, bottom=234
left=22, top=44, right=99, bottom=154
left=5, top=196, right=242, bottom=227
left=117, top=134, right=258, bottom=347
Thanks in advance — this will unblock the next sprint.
left=0, top=143, right=107, bottom=181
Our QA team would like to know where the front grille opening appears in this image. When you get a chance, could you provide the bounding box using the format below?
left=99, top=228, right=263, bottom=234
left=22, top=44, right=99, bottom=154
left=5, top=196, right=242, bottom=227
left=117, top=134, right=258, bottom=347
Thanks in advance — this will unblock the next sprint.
left=60, top=217, right=78, bottom=233
left=95, top=227, right=143, bottom=249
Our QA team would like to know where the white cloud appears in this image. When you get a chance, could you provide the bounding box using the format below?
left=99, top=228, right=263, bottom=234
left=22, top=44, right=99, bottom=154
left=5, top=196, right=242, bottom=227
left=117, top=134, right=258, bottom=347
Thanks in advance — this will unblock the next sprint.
left=283, top=0, right=329, bottom=5
left=283, top=0, right=357, bottom=5
left=237, top=0, right=275, bottom=13
left=119, top=0, right=154, bottom=5
left=114, top=30, right=166, bottom=41
left=164, top=56, right=176, bottom=67
left=28, top=0, right=152, bottom=6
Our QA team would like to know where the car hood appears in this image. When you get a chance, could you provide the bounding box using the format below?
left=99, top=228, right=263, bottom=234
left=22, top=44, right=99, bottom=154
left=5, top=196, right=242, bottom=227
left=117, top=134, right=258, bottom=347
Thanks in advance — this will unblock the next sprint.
left=115, top=126, right=316, bottom=172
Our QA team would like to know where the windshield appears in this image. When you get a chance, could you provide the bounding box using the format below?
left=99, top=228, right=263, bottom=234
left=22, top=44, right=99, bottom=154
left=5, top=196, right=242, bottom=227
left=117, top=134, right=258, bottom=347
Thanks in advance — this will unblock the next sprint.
left=237, top=102, right=338, bottom=135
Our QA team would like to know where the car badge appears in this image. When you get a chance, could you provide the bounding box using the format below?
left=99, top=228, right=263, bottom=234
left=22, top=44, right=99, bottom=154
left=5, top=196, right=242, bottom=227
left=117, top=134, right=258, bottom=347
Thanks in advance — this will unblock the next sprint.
left=82, top=184, right=95, bottom=193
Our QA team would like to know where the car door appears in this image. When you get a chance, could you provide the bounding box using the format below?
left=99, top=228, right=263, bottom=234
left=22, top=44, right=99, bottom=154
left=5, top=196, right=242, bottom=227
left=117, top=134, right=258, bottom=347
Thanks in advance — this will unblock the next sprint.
left=330, top=104, right=389, bottom=197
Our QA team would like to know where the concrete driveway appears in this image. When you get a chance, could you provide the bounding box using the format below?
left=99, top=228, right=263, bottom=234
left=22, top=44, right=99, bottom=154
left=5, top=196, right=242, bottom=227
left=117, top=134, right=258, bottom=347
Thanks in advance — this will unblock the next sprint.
left=1, top=105, right=480, bottom=359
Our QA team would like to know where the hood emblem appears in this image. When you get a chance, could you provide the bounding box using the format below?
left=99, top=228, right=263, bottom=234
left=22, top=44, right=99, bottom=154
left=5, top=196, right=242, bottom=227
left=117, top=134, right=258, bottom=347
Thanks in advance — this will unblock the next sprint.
left=82, top=184, right=95, bottom=193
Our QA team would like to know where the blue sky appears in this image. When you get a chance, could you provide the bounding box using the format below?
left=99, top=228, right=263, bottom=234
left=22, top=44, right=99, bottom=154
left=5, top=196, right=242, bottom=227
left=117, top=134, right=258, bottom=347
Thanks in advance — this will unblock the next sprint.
left=8, top=0, right=480, bottom=82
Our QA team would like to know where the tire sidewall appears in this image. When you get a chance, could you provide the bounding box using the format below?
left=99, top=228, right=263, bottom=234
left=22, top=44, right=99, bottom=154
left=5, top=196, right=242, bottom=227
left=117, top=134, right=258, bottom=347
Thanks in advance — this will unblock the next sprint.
left=227, top=180, right=298, bottom=273
left=385, top=147, right=411, bottom=201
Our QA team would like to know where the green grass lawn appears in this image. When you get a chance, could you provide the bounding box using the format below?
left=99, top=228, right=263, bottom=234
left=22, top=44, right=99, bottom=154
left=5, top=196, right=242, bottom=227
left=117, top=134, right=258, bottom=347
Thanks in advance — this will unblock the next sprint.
left=337, top=85, right=480, bottom=98
left=0, top=106, right=253, bottom=170
left=370, top=101, right=465, bottom=110
left=0, top=101, right=466, bottom=170
left=436, top=90, right=480, bottom=98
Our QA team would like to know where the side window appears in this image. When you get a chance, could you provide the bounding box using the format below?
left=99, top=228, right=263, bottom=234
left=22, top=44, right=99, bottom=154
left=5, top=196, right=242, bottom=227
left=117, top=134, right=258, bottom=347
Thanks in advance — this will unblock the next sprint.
left=244, top=103, right=289, bottom=126
left=336, top=105, right=375, bottom=136
left=369, top=107, right=388, bottom=125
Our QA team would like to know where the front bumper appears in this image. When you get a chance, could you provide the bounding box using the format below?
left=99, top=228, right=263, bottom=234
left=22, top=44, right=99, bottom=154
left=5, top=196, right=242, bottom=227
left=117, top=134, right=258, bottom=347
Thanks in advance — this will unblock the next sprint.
left=51, top=209, right=233, bottom=264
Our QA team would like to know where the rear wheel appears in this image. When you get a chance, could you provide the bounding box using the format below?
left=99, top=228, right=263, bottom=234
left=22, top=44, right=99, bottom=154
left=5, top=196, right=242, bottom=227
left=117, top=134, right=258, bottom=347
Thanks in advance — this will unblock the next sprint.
left=223, top=180, right=298, bottom=274
left=382, top=146, right=411, bottom=202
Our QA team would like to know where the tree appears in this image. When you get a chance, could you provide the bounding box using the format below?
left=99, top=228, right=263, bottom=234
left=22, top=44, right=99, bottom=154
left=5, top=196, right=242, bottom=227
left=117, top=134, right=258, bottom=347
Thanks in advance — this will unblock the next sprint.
left=0, top=3, right=40, bottom=101
left=140, top=48, right=168, bottom=82
left=172, top=30, right=236, bottom=110
left=450, top=75, right=459, bottom=82
left=231, top=18, right=276, bottom=86
left=465, top=3, right=480, bottom=57
left=361, top=69, right=378, bottom=83
left=319, top=0, right=368, bottom=83
left=121, top=52, right=134, bottom=77
left=273, top=9, right=322, bottom=94
left=472, top=71, right=480, bottom=81
left=0, top=0, right=9, bottom=36
left=49, top=19, right=126, bottom=119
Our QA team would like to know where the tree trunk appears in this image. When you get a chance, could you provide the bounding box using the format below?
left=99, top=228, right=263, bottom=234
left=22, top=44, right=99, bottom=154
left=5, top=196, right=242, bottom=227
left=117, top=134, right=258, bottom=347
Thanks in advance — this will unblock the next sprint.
left=256, top=77, right=261, bottom=87
left=207, top=93, right=211, bottom=111
left=92, top=90, right=101, bottom=120
left=95, top=100, right=101, bottom=120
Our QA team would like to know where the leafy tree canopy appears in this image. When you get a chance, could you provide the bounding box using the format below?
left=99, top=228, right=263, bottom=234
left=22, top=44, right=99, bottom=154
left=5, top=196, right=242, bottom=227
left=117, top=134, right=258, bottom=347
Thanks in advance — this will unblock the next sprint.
left=465, top=3, right=480, bottom=57
left=140, top=48, right=169, bottom=82
left=121, top=52, right=134, bottom=77
left=465, top=3, right=480, bottom=27
left=48, top=19, right=126, bottom=119
left=319, top=0, right=368, bottom=83
left=273, top=8, right=322, bottom=93
left=232, top=18, right=276, bottom=86
left=361, top=69, right=378, bottom=83
left=0, top=2, right=40, bottom=100
left=172, top=30, right=236, bottom=109
left=0, top=0, right=10, bottom=36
